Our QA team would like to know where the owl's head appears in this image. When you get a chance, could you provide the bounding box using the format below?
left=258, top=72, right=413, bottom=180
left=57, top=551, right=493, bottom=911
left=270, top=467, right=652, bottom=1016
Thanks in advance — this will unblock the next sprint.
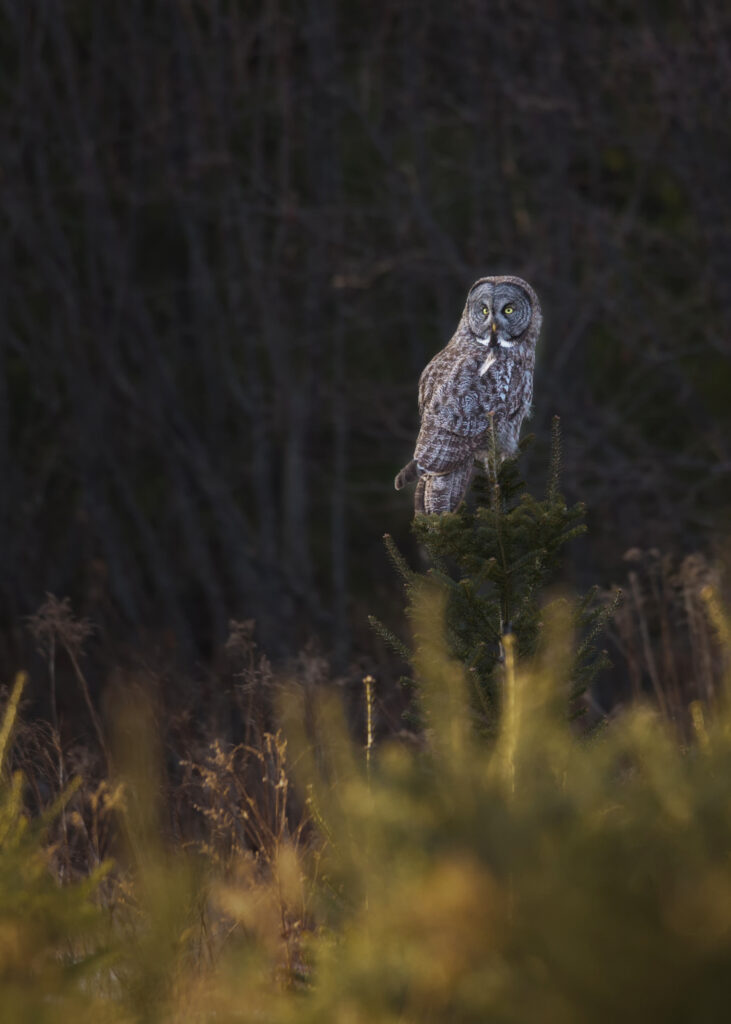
left=464, top=275, right=540, bottom=349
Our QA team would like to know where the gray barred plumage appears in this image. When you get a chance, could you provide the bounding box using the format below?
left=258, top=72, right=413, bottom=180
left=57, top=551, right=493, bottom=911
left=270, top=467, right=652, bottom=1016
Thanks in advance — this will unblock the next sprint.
left=395, top=275, right=542, bottom=515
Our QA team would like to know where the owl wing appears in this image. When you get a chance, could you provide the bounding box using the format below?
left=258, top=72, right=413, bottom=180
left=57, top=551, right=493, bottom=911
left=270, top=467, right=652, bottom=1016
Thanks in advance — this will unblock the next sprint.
left=417, top=351, right=445, bottom=417
left=414, top=352, right=488, bottom=473
left=414, top=414, right=485, bottom=473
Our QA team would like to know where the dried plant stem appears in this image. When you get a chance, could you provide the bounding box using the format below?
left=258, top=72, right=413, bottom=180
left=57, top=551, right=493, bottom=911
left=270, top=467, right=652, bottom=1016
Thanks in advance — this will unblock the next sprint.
left=363, top=675, right=375, bottom=779
left=501, top=634, right=517, bottom=796
left=66, top=646, right=111, bottom=773
left=0, top=672, right=26, bottom=773
left=48, top=635, right=58, bottom=734
left=43, top=634, right=72, bottom=879
left=628, top=571, right=670, bottom=719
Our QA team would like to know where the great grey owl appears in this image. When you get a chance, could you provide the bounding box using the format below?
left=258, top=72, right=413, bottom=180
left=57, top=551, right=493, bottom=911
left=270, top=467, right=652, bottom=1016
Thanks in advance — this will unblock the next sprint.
left=395, top=275, right=541, bottom=515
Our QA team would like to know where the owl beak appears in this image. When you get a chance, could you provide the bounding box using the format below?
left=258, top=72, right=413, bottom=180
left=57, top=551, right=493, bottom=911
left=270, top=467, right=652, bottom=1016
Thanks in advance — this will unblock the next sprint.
left=491, top=321, right=497, bottom=334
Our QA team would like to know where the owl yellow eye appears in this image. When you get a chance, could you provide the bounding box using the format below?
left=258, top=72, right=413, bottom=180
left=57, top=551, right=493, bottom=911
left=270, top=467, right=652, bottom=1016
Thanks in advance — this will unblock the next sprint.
left=482, top=306, right=488, bottom=316
left=503, top=305, right=514, bottom=315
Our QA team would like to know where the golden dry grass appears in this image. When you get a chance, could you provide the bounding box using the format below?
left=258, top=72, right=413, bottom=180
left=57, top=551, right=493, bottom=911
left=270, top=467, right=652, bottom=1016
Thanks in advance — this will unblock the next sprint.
left=2, top=575, right=731, bottom=1021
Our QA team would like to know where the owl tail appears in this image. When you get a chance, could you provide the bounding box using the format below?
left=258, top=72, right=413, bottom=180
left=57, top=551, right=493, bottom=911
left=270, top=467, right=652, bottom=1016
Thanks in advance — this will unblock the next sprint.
left=417, top=460, right=474, bottom=515
left=394, top=459, right=423, bottom=490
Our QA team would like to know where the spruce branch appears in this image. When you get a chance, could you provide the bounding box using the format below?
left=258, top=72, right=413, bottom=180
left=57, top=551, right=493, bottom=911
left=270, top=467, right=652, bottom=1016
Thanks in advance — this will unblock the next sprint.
left=373, top=419, right=615, bottom=732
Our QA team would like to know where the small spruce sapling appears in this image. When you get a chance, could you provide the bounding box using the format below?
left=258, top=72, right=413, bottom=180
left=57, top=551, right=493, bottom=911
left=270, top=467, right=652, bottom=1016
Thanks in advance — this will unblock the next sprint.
left=371, top=417, right=618, bottom=732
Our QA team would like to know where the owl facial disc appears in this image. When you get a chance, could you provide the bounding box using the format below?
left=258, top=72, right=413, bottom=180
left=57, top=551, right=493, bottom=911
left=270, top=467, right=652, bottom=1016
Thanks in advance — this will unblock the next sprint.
left=466, top=277, right=534, bottom=346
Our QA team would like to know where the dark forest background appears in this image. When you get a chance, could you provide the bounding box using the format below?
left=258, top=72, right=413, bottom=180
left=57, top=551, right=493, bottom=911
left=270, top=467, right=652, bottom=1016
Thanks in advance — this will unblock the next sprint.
left=2, top=1, right=731, bottom=720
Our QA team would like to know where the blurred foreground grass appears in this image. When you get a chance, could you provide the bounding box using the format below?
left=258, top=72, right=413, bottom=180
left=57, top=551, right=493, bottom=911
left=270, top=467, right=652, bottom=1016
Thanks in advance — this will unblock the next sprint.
left=3, top=589, right=731, bottom=1022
